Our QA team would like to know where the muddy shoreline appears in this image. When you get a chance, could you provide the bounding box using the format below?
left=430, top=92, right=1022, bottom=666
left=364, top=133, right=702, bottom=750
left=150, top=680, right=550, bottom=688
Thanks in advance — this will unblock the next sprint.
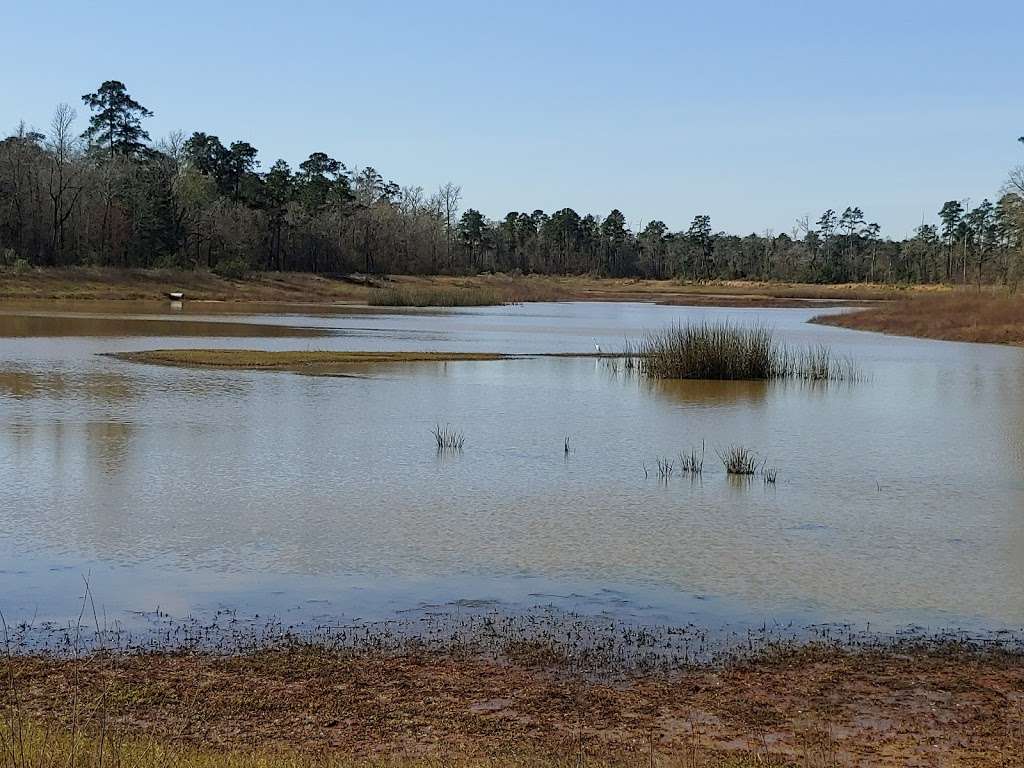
left=6, top=602, right=1024, bottom=766
left=0, top=267, right=913, bottom=308
left=6, top=628, right=1024, bottom=766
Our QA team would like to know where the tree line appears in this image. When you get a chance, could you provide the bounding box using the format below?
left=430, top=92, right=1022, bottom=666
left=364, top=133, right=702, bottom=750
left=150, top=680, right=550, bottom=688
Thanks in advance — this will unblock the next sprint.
left=2, top=80, right=1023, bottom=285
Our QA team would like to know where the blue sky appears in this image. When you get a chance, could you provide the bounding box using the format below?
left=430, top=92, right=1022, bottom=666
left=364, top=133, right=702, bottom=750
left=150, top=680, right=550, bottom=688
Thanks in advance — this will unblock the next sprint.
left=4, top=1, right=1022, bottom=237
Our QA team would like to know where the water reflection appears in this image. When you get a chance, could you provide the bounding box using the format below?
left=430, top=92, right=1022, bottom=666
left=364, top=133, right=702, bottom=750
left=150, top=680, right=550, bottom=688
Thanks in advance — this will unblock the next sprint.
left=646, top=377, right=770, bottom=407
left=0, top=369, right=140, bottom=402
left=0, top=312, right=328, bottom=338
left=86, top=421, right=136, bottom=475
left=2, top=302, right=1024, bottom=634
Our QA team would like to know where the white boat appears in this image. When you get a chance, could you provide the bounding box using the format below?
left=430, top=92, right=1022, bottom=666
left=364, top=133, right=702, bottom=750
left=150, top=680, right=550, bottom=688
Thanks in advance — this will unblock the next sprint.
left=166, top=291, right=184, bottom=301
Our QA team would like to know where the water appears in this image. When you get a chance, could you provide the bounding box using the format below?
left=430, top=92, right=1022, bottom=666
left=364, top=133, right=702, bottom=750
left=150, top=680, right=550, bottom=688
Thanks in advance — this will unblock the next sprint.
left=2, top=300, right=1023, bottom=641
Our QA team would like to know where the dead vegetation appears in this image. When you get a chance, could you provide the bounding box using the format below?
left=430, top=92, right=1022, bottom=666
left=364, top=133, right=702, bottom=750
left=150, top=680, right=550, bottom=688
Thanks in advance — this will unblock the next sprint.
left=4, top=583, right=1022, bottom=768
left=4, top=643, right=1024, bottom=767
left=0, top=267, right=919, bottom=308
left=813, top=289, right=1024, bottom=345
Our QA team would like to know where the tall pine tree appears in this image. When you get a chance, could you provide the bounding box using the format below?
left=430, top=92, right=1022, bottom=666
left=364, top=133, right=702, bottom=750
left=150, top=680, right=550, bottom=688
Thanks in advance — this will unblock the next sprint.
left=81, top=81, right=153, bottom=158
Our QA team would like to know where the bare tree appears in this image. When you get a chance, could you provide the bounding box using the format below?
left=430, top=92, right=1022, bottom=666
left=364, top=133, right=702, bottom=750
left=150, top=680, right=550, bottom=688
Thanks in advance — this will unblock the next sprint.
left=438, top=181, right=461, bottom=270
left=1006, top=166, right=1024, bottom=198
left=46, top=104, right=85, bottom=264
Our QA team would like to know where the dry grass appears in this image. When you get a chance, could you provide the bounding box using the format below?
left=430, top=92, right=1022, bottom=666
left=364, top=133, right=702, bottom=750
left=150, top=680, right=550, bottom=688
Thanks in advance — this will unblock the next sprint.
left=109, top=349, right=511, bottom=371
left=0, top=720, right=767, bottom=768
left=5, top=644, right=1024, bottom=768
left=368, top=286, right=507, bottom=307
left=0, top=267, right=926, bottom=308
left=2, top=582, right=1021, bottom=767
left=0, top=267, right=376, bottom=303
left=812, top=289, right=1024, bottom=345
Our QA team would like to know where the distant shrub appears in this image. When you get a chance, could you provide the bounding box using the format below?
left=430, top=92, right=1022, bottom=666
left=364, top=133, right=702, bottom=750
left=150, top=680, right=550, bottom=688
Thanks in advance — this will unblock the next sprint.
left=369, top=285, right=505, bottom=307
left=0, top=250, right=30, bottom=273
left=212, top=257, right=250, bottom=280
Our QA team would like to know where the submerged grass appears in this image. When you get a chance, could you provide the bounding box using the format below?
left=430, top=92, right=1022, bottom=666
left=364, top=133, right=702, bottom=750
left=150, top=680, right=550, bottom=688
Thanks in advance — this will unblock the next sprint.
left=368, top=285, right=506, bottom=307
left=631, top=322, right=860, bottom=381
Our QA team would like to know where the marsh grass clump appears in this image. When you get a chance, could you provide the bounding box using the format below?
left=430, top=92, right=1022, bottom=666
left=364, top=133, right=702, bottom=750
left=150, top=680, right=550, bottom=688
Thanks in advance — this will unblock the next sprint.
left=431, top=424, right=465, bottom=450
left=761, top=464, right=778, bottom=484
left=638, top=322, right=777, bottom=380
left=780, top=343, right=862, bottom=382
left=369, top=285, right=506, bottom=307
left=678, top=442, right=705, bottom=474
left=620, top=338, right=639, bottom=372
left=718, top=445, right=759, bottom=475
left=655, top=457, right=675, bottom=479
left=635, top=322, right=859, bottom=381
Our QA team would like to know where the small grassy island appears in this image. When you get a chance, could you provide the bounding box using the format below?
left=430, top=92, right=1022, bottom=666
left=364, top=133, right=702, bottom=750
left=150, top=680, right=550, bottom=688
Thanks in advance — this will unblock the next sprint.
left=108, top=349, right=515, bottom=373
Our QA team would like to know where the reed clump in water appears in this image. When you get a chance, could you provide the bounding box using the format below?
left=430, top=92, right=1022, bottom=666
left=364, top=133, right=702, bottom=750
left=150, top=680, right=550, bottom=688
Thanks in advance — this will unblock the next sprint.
left=655, top=457, right=675, bottom=479
left=369, top=285, right=506, bottom=307
left=718, top=445, right=759, bottom=475
left=779, top=343, right=861, bottom=382
left=678, top=442, right=705, bottom=474
left=431, top=424, right=465, bottom=450
left=631, top=322, right=859, bottom=381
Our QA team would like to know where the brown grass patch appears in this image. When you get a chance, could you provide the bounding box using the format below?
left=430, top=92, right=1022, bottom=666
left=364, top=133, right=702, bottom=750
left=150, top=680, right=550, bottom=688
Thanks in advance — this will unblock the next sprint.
left=0, top=267, right=924, bottom=308
left=109, top=349, right=512, bottom=372
left=812, top=289, right=1024, bottom=345
left=4, top=645, right=1024, bottom=766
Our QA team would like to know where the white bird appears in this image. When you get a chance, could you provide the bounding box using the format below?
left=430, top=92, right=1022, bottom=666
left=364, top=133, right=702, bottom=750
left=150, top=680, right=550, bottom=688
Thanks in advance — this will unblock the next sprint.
left=593, top=339, right=601, bottom=354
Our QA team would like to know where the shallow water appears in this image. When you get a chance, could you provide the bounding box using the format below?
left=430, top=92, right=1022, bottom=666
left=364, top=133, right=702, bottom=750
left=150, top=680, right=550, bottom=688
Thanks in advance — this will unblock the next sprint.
left=2, top=300, right=1023, bottom=639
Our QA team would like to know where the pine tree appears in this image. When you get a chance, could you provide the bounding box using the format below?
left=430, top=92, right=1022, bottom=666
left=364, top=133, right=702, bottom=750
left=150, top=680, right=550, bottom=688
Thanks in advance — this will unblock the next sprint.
left=81, top=81, right=153, bottom=158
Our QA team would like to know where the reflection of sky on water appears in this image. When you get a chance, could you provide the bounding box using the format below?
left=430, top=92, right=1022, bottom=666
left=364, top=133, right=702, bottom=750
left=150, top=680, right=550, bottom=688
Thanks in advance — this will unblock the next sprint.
left=2, top=301, right=1024, bottom=636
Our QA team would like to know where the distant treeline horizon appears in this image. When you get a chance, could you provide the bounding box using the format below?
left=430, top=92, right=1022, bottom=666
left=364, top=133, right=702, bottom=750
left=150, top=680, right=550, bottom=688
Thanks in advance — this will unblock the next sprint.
left=2, top=81, right=1023, bottom=285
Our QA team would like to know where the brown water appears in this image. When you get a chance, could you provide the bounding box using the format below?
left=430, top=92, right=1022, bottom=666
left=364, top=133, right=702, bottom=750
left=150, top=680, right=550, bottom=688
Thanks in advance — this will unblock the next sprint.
left=2, top=301, right=1024, bottom=637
